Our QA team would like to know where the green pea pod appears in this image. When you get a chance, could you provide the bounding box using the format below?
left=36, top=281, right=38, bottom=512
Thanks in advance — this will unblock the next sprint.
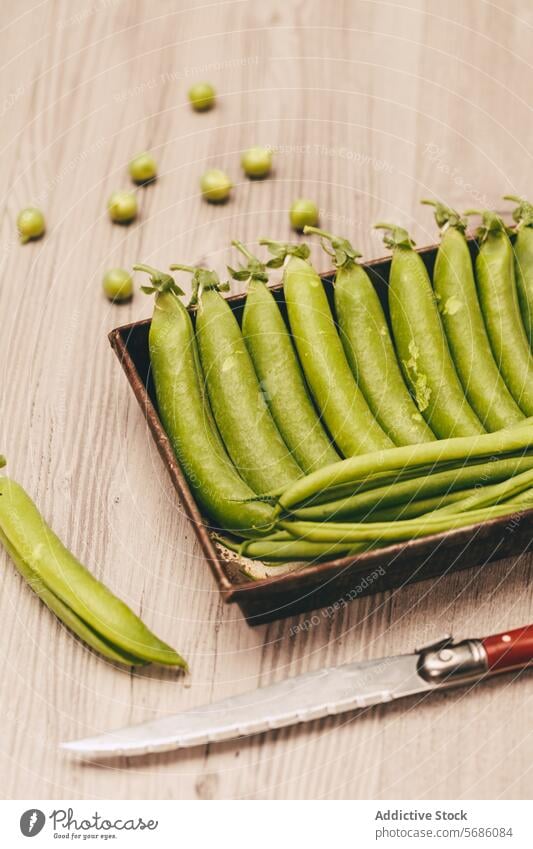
left=422, top=201, right=523, bottom=431
left=376, top=223, right=485, bottom=439
left=467, top=210, right=533, bottom=415
left=278, top=422, right=533, bottom=511
left=230, top=241, right=339, bottom=473
left=260, top=240, right=393, bottom=457
left=239, top=536, right=368, bottom=562
left=0, top=528, right=145, bottom=666
left=291, top=454, right=533, bottom=521
left=279, top=498, right=532, bottom=544
left=304, top=226, right=435, bottom=446
left=504, top=195, right=533, bottom=346
left=369, top=489, right=478, bottom=522
left=136, top=265, right=276, bottom=535
left=0, top=476, right=187, bottom=668
left=171, top=264, right=302, bottom=494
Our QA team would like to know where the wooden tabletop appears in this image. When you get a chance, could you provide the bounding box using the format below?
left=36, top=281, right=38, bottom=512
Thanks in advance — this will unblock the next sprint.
left=1, top=0, right=532, bottom=800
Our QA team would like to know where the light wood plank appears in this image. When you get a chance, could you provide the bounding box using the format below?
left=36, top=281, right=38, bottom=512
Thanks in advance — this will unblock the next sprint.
left=0, top=0, right=532, bottom=800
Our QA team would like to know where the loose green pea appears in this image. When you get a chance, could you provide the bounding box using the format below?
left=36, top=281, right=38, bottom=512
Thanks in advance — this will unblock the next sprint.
left=129, top=152, right=157, bottom=184
left=188, top=82, right=216, bottom=111
left=290, top=199, right=319, bottom=232
left=17, top=207, right=46, bottom=243
left=200, top=169, right=232, bottom=203
left=103, top=268, right=133, bottom=303
left=108, top=191, right=137, bottom=224
left=241, top=146, right=273, bottom=178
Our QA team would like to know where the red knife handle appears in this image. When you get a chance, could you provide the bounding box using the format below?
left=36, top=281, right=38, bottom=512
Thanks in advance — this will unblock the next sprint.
left=482, top=625, right=533, bottom=672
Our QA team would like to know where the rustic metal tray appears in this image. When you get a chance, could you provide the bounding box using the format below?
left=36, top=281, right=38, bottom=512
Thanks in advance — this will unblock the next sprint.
left=108, top=242, right=533, bottom=625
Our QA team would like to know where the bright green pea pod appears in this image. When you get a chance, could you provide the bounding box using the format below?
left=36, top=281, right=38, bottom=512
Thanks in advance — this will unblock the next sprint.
left=259, top=242, right=393, bottom=457
left=0, top=528, right=145, bottom=666
left=278, top=422, right=533, bottom=511
left=468, top=210, right=533, bottom=416
left=376, top=223, right=485, bottom=439
left=292, top=454, right=533, bottom=521
left=504, top=195, right=533, bottom=346
left=231, top=242, right=339, bottom=473
left=423, top=202, right=523, bottom=431
left=305, top=227, right=435, bottom=446
left=175, top=265, right=302, bottom=494
left=0, top=477, right=187, bottom=668
left=279, top=497, right=532, bottom=544
left=137, top=265, right=276, bottom=536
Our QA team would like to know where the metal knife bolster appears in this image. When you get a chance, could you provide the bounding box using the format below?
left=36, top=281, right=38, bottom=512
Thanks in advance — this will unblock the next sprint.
left=417, top=625, right=533, bottom=684
left=417, top=637, right=488, bottom=684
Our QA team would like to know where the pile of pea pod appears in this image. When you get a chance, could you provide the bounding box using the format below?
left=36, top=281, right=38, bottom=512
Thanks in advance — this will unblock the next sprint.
left=139, top=196, right=533, bottom=568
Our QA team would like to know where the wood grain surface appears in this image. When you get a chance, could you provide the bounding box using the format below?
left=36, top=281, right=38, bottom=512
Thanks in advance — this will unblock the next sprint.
left=1, top=0, right=532, bottom=800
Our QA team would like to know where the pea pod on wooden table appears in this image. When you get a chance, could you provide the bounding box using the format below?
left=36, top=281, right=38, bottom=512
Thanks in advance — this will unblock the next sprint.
left=136, top=265, right=276, bottom=536
left=229, top=241, right=339, bottom=473
left=375, top=223, right=485, bottom=439
left=259, top=239, right=393, bottom=457
left=422, top=201, right=523, bottom=431
left=467, top=210, right=533, bottom=415
left=0, top=467, right=186, bottom=667
left=504, top=195, right=533, bottom=346
left=170, top=264, right=302, bottom=494
left=304, top=226, right=435, bottom=446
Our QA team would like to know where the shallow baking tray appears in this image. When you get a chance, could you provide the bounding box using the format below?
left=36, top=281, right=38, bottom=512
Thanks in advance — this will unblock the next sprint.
left=109, top=242, right=533, bottom=625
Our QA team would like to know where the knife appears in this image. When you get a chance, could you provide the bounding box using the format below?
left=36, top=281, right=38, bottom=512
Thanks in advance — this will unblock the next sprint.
left=61, top=624, right=533, bottom=758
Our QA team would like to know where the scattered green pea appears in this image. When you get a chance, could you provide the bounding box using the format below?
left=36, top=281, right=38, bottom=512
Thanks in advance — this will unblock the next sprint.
left=17, top=207, right=46, bottom=243
left=103, top=268, right=133, bottom=303
left=200, top=169, right=232, bottom=203
left=188, top=82, right=216, bottom=112
left=129, top=152, right=157, bottom=185
left=290, top=199, right=319, bottom=232
left=241, top=146, right=273, bottom=179
left=108, top=191, right=138, bottom=224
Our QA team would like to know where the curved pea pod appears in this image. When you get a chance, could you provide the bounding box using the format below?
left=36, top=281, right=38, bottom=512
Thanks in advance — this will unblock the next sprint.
left=504, top=195, right=533, bottom=346
left=137, top=265, right=276, bottom=536
left=172, top=265, right=302, bottom=494
left=423, top=201, right=523, bottom=431
left=277, top=421, right=533, bottom=512
left=467, top=210, right=533, bottom=416
left=260, top=242, right=393, bottom=457
left=376, top=223, right=485, bottom=439
left=304, top=227, right=435, bottom=446
left=0, top=527, right=144, bottom=665
left=0, top=477, right=186, bottom=667
left=231, top=242, right=339, bottom=473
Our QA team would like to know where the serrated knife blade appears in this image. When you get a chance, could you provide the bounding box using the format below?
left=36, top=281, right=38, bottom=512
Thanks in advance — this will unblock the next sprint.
left=61, top=624, right=533, bottom=758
